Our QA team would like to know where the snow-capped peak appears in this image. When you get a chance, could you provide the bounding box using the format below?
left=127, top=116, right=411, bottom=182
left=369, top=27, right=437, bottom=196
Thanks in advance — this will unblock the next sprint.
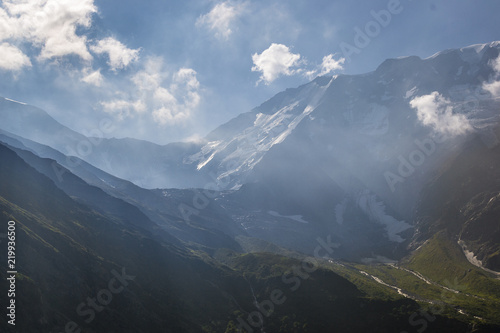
left=425, top=41, right=499, bottom=62
left=184, top=79, right=332, bottom=188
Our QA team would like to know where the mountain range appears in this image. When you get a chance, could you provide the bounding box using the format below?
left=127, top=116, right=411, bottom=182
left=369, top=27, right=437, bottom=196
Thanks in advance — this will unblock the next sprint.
left=1, top=42, right=500, bottom=332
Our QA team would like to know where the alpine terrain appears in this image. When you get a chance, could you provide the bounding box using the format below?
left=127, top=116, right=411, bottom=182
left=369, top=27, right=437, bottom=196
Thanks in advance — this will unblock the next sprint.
left=1, top=42, right=500, bottom=332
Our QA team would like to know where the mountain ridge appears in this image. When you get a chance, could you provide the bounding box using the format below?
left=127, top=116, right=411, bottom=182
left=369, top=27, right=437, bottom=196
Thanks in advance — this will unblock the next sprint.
left=2, top=41, right=500, bottom=261
left=2, top=142, right=476, bottom=332
left=2, top=41, right=499, bottom=190
left=1, top=41, right=500, bottom=332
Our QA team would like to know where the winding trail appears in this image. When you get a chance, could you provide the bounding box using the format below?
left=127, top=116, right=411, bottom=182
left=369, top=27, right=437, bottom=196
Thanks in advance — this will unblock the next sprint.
left=359, top=270, right=416, bottom=300
left=327, top=260, right=488, bottom=318
left=386, top=264, right=486, bottom=301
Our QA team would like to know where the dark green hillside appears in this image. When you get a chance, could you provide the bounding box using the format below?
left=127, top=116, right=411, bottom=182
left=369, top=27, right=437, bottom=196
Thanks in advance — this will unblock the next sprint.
left=0, top=143, right=479, bottom=332
left=0, top=143, right=247, bottom=332
left=414, top=127, right=500, bottom=271
left=215, top=252, right=473, bottom=333
left=0, top=132, right=243, bottom=252
left=406, top=232, right=500, bottom=323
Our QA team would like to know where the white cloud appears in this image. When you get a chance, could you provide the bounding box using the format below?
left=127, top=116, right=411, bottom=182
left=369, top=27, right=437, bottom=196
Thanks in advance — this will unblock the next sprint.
left=101, top=99, right=146, bottom=120
left=174, top=68, right=200, bottom=90
left=81, top=68, right=103, bottom=86
left=196, top=2, right=243, bottom=40
left=152, top=105, right=190, bottom=124
left=183, top=132, right=204, bottom=143
left=152, top=67, right=201, bottom=125
left=251, top=43, right=301, bottom=84
left=91, top=37, right=140, bottom=71
left=304, top=53, right=345, bottom=80
left=0, top=7, right=17, bottom=40
left=0, top=0, right=138, bottom=74
left=483, top=55, right=500, bottom=97
left=1, top=0, right=97, bottom=62
left=410, top=92, right=472, bottom=137
left=491, top=55, right=500, bottom=73
left=319, top=54, right=345, bottom=76
left=101, top=57, right=201, bottom=125
left=0, top=43, right=31, bottom=71
left=484, top=80, right=500, bottom=97
left=154, top=86, right=177, bottom=104
left=132, top=56, right=164, bottom=91
left=303, top=70, right=317, bottom=80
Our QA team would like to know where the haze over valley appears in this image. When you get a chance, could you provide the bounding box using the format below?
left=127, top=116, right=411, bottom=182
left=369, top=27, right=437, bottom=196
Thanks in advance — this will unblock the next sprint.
left=1, top=1, right=500, bottom=332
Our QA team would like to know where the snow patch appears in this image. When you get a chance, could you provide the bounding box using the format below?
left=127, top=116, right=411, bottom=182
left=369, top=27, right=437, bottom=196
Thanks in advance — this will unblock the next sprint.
left=268, top=210, right=308, bottom=224
left=184, top=80, right=331, bottom=188
left=356, top=190, right=412, bottom=243
left=4, top=97, right=27, bottom=105
left=98, top=177, right=115, bottom=189
left=405, top=86, right=417, bottom=99
left=458, top=240, right=500, bottom=277
left=459, top=44, right=488, bottom=64
left=184, top=140, right=222, bottom=170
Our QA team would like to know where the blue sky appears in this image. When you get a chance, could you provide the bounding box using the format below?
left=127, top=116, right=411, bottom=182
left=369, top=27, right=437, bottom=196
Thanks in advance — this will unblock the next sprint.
left=1, top=0, right=500, bottom=144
